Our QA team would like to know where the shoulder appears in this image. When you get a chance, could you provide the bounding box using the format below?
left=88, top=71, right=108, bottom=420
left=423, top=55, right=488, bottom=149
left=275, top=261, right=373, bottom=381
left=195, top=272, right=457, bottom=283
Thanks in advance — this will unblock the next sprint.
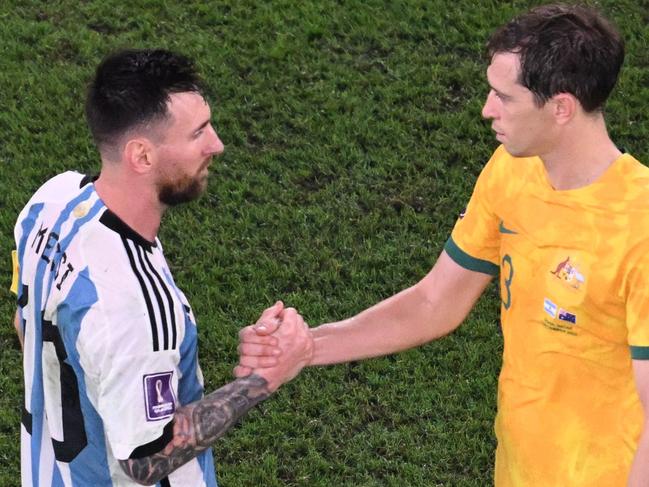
left=21, top=171, right=89, bottom=209
left=15, top=172, right=95, bottom=237
left=606, top=154, right=649, bottom=210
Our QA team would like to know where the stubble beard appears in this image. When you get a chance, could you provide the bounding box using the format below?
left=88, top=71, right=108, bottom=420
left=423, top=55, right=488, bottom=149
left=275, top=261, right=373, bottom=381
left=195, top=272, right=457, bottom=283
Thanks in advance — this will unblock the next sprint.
left=158, top=172, right=208, bottom=206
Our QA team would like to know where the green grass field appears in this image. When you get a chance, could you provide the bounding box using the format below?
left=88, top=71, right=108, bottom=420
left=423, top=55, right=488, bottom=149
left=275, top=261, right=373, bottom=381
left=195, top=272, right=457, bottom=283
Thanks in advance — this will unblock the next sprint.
left=2, top=1, right=649, bottom=485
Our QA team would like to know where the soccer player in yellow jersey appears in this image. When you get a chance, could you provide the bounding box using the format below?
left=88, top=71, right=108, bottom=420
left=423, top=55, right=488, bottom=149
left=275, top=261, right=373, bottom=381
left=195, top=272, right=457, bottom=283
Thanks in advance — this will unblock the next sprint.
left=237, top=4, right=649, bottom=485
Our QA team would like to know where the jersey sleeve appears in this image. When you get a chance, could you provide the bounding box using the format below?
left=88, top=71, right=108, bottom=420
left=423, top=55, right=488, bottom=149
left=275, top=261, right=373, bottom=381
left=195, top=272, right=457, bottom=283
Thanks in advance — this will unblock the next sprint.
left=444, top=148, right=503, bottom=276
left=624, top=240, right=649, bottom=359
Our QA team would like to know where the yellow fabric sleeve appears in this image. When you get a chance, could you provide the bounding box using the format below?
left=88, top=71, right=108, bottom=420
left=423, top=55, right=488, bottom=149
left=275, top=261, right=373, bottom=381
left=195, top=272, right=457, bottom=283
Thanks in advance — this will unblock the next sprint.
left=447, top=149, right=503, bottom=271
left=624, top=241, right=649, bottom=357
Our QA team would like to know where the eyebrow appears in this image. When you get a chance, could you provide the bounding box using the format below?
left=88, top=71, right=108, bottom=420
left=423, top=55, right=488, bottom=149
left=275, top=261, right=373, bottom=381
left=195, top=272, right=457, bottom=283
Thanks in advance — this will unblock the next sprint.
left=193, top=119, right=211, bottom=134
left=488, top=83, right=511, bottom=100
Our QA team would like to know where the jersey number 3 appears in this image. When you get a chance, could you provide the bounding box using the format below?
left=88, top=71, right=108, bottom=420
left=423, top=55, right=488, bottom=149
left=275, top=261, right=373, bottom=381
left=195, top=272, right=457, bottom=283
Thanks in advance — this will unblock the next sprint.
left=501, top=254, right=514, bottom=310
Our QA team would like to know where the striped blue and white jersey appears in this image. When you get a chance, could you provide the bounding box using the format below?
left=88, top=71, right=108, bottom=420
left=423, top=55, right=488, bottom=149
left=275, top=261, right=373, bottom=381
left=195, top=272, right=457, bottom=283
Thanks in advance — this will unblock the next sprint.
left=14, top=172, right=218, bottom=486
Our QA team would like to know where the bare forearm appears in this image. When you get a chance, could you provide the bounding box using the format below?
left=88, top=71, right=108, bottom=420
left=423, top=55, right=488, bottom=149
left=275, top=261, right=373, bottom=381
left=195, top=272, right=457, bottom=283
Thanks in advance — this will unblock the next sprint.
left=629, top=427, right=649, bottom=486
left=310, top=252, right=492, bottom=366
left=311, top=284, right=454, bottom=365
left=119, top=374, right=270, bottom=484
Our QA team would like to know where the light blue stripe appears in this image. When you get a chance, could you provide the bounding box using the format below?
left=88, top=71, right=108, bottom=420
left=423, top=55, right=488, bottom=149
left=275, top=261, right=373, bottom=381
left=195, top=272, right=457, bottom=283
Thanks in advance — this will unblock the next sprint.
left=163, top=272, right=217, bottom=485
left=51, top=462, right=64, bottom=487
left=58, top=267, right=113, bottom=484
left=17, top=203, right=44, bottom=348
left=163, top=269, right=203, bottom=404
left=17, top=202, right=45, bottom=484
left=27, top=185, right=95, bottom=483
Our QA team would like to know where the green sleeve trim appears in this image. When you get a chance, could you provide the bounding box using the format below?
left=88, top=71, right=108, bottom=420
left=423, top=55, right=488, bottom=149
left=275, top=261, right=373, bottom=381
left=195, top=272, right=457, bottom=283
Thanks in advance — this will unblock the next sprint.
left=630, top=346, right=649, bottom=360
left=444, top=237, right=499, bottom=276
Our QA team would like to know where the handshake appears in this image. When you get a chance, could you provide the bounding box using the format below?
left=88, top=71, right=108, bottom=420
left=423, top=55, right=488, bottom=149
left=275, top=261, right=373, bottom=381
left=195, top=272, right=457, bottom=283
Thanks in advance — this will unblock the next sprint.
left=234, top=301, right=314, bottom=393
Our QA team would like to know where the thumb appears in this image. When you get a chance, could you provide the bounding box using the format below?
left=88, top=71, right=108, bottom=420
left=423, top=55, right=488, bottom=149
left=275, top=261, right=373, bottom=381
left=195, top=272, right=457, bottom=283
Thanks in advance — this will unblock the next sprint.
left=255, top=301, right=284, bottom=335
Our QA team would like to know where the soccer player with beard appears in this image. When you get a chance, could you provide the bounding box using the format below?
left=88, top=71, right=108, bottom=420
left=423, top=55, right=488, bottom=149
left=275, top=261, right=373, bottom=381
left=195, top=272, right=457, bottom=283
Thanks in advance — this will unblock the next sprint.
left=12, top=49, right=313, bottom=486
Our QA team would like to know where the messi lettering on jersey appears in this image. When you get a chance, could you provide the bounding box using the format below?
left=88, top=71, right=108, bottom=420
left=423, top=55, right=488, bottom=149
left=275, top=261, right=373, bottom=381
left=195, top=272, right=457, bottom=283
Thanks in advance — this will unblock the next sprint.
left=30, top=222, right=75, bottom=291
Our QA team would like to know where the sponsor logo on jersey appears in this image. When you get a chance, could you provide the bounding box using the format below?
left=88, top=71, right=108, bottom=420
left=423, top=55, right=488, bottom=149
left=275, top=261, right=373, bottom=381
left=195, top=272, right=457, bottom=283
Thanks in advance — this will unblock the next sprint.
left=550, top=256, right=585, bottom=290
left=143, top=372, right=176, bottom=421
left=558, top=309, right=576, bottom=324
left=543, top=298, right=557, bottom=318
left=498, top=220, right=517, bottom=234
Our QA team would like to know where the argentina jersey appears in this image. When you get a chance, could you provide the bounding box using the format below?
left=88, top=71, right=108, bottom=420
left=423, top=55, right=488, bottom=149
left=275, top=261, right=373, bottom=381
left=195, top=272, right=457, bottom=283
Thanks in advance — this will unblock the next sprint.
left=14, top=172, right=217, bottom=486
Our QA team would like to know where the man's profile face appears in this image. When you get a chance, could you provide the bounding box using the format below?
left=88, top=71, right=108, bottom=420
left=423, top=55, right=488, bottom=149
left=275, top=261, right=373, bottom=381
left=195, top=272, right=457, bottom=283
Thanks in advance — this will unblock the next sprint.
left=481, top=52, right=556, bottom=158
left=154, top=92, right=224, bottom=206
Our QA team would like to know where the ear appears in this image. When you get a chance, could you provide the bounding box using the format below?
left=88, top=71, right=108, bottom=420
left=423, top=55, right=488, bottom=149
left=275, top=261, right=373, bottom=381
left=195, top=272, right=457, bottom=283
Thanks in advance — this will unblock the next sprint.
left=123, top=137, right=155, bottom=175
left=551, top=93, right=577, bottom=125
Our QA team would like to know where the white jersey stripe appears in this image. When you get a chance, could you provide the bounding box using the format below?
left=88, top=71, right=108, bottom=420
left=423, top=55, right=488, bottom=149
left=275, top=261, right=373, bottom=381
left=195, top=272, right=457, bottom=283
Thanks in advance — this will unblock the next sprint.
left=142, top=249, right=178, bottom=350
left=120, top=237, right=161, bottom=351
left=134, top=244, right=171, bottom=350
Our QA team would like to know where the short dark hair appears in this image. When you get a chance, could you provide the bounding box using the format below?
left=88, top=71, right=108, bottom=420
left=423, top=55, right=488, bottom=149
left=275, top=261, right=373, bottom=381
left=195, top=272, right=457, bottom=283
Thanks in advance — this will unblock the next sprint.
left=85, top=49, right=204, bottom=153
left=487, top=3, right=624, bottom=112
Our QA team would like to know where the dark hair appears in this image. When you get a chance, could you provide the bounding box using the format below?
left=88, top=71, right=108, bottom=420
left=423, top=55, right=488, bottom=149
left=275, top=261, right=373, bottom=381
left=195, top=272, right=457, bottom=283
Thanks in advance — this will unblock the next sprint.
left=85, top=49, right=204, bottom=152
left=487, top=3, right=624, bottom=112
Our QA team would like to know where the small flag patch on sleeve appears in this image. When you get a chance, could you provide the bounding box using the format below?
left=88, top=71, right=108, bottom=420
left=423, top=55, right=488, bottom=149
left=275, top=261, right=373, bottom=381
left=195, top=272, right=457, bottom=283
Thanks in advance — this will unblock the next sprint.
left=10, top=250, right=19, bottom=295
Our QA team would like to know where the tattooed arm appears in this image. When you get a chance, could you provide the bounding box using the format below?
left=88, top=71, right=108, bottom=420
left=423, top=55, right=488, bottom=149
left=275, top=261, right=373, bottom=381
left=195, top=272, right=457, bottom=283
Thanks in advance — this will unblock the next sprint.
left=119, top=374, right=270, bottom=484
left=120, top=303, right=313, bottom=484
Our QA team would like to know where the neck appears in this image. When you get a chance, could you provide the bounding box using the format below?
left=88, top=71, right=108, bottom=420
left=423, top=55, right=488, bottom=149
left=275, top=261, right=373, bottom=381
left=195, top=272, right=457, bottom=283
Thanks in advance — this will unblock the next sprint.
left=94, top=166, right=164, bottom=242
left=540, top=114, right=621, bottom=190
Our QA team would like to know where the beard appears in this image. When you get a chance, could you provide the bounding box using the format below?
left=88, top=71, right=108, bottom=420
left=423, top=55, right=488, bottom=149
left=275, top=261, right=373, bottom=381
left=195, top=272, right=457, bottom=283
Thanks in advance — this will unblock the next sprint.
left=157, top=172, right=207, bottom=206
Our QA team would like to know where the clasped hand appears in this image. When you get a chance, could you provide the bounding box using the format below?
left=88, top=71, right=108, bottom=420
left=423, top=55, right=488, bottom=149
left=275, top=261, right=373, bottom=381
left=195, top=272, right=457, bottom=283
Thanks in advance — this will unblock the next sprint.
left=234, top=301, right=313, bottom=392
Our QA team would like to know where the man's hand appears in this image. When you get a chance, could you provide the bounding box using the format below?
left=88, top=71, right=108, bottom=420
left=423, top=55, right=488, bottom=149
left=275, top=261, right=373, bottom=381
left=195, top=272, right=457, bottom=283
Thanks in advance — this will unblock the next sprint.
left=234, top=302, right=313, bottom=392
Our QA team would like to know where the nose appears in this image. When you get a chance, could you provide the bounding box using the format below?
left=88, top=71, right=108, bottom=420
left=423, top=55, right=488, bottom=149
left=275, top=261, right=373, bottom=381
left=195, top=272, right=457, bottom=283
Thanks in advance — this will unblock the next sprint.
left=481, top=90, right=497, bottom=120
left=206, top=125, right=224, bottom=155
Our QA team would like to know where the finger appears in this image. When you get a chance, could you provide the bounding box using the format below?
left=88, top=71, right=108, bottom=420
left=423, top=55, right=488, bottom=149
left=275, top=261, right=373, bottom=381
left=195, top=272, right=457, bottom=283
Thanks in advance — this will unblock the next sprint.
left=238, top=342, right=281, bottom=357
left=239, top=327, right=279, bottom=345
left=255, top=301, right=285, bottom=335
left=238, top=355, right=279, bottom=369
left=254, top=320, right=280, bottom=335
left=258, top=300, right=284, bottom=323
left=280, top=307, right=298, bottom=327
left=233, top=365, right=253, bottom=378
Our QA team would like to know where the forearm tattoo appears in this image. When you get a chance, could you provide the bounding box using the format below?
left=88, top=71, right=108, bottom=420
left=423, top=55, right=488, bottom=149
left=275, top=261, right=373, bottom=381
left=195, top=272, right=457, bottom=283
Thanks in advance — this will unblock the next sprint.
left=119, top=374, right=270, bottom=484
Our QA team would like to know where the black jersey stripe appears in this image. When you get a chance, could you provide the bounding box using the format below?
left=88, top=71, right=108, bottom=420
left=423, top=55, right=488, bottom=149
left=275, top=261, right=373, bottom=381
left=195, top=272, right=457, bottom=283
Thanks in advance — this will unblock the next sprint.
left=122, top=237, right=160, bottom=351
left=134, top=245, right=170, bottom=350
left=142, top=251, right=178, bottom=350
left=21, top=406, right=32, bottom=435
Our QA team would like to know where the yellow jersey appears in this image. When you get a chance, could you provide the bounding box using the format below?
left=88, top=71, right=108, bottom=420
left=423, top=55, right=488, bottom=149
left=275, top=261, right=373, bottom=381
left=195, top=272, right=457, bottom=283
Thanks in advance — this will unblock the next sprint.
left=446, top=145, right=649, bottom=486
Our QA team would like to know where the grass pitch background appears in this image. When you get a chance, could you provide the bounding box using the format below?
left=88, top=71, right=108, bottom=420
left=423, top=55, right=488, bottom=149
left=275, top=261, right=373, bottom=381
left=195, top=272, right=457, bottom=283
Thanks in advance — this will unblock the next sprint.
left=1, top=1, right=648, bottom=485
